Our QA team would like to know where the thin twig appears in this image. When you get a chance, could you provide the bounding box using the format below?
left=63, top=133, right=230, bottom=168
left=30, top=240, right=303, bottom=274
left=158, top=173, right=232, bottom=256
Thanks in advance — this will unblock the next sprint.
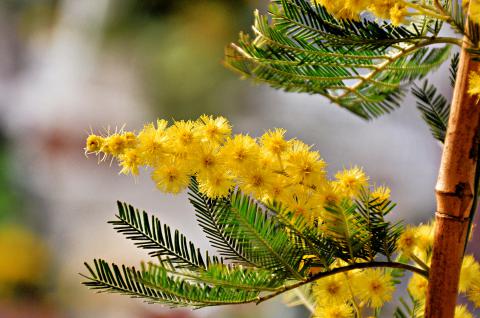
left=256, top=261, right=428, bottom=305
left=410, top=254, right=430, bottom=272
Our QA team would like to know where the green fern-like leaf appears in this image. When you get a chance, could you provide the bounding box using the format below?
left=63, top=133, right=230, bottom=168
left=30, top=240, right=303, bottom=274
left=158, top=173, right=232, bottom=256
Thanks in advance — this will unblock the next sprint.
left=355, top=190, right=402, bottom=261
left=225, top=0, right=453, bottom=119
left=439, top=0, right=466, bottom=36
left=322, top=200, right=370, bottom=262
left=111, top=191, right=309, bottom=280
left=393, top=293, right=425, bottom=318
left=189, top=180, right=310, bottom=276
left=82, top=259, right=195, bottom=306
left=412, top=80, right=450, bottom=143
left=83, top=259, right=262, bottom=308
left=265, top=201, right=335, bottom=268
left=145, top=260, right=283, bottom=292
left=449, top=52, right=459, bottom=86
left=223, top=192, right=307, bottom=279
left=438, top=0, right=480, bottom=50
left=110, top=201, right=218, bottom=270
left=320, top=190, right=402, bottom=262
left=188, top=178, right=259, bottom=267
left=82, top=192, right=424, bottom=308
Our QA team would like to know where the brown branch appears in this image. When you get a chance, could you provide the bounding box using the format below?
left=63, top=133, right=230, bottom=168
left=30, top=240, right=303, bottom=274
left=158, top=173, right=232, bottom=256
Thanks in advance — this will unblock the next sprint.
left=256, top=261, right=428, bottom=305
left=424, top=16, right=480, bottom=318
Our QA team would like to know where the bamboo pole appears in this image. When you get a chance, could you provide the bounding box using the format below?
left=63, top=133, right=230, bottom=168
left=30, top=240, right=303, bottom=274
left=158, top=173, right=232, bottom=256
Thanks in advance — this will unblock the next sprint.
left=424, top=36, right=480, bottom=317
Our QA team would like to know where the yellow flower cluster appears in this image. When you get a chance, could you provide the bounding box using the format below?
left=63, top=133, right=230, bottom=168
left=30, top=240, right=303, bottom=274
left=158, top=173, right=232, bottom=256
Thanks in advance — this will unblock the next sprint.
left=311, top=0, right=408, bottom=25
left=399, top=221, right=480, bottom=316
left=312, top=247, right=480, bottom=317
left=455, top=305, right=474, bottom=318
left=469, top=0, right=480, bottom=24
left=397, top=222, right=434, bottom=259
left=86, top=115, right=386, bottom=222
left=0, top=225, right=49, bottom=297
left=313, top=267, right=395, bottom=317
left=468, top=70, right=480, bottom=99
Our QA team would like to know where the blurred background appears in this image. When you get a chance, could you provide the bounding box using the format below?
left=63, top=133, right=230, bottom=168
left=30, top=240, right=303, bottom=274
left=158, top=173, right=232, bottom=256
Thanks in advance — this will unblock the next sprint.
left=0, top=0, right=476, bottom=317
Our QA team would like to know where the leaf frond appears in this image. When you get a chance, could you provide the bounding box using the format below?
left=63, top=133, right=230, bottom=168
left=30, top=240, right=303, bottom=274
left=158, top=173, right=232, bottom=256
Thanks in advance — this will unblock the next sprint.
left=188, top=178, right=259, bottom=267
left=449, top=51, right=459, bottom=86
left=393, top=292, right=424, bottom=318
left=412, top=80, right=450, bottom=143
left=355, top=190, right=402, bottom=261
left=225, top=0, right=452, bottom=119
left=82, top=260, right=262, bottom=308
left=322, top=200, right=369, bottom=262
left=225, top=192, right=307, bottom=279
left=145, top=260, right=283, bottom=292
left=265, top=201, right=335, bottom=268
left=110, top=201, right=218, bottom=270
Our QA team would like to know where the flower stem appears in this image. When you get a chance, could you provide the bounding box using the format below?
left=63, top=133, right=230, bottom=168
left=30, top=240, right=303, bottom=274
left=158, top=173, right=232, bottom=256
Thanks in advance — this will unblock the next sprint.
left=402, top=1, right=451, bottom=21
left=411, top=254, right=430, bottom=272
left=344, top=272, right=362, bottom=318
left=256, top=261, right=427, bottom=305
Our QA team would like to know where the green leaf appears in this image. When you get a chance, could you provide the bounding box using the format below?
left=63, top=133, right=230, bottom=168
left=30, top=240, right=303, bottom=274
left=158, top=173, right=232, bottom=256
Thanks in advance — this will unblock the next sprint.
left=449, top=51, right=459, bottom=86
left=320, top=189, right=402, bottom=263
left=224, top=192, right=307, bottom=279
left=322, top=200, right=370, bottom=262
left=273, top=0, right=429, bottom=49
left=82, top=259, right=261, bottom=308
left=188, top=178, right=259, bottom=267
left=265, top=201, right=335, bottom=268
left=393, top=293, right=424, bottom=318
left=438, top=0, right=480, bottom=48
left=355, top=190, right=402, bottom=261
left=145, top=260, right=283, bottom=292
left=82, top=259, right=191, bottom=306
left=110, top=201, right=218, bottom=270
left=225, top=0, right=452, bottom=119
left=439, top=0, right=466, bottom=37
left=412, top=80, right=450, bottom=143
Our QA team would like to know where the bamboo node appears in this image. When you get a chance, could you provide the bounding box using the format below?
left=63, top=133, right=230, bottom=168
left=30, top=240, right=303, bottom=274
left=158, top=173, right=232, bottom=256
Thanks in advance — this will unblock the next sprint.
left=436, top=183, right=473, bottom=198
left=434, top=212, right=470, bottom=222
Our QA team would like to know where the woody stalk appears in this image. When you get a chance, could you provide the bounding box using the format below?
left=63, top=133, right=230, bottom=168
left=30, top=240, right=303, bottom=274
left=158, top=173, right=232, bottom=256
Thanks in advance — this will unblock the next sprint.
left=425, top=1, right=480, bottom=317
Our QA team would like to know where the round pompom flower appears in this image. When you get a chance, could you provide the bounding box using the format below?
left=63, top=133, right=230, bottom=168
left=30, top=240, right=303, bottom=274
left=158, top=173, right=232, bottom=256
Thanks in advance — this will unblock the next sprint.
left=455, top=305, right=474, bottom=318
left=151, top=162, right=190, bottom=194
left=312, top=275, right=351, bottom=306
left=314, top=303, right=354, bottom=318
left=334, top=166, right=369, bottom=198
left=459, top=255, right=480, bottom=293
left=353, top=269, right=394, bottom=308
left=408, top=273, right=428, bottom=300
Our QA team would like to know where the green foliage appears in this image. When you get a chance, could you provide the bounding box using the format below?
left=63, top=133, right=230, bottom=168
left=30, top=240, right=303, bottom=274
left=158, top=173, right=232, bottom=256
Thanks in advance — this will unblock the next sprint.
left=82, top=259, right=266, bottom=308
left=412, top=53, right=460, bottom=143
left=265, top=202, right=335, bottom=268
left=449, top=52, right=459, bottom=86
left=82, top=183, right=416, bottom=308
left=224, top=0, right=453, bottom=119
left=188, top=178, right=262, bottom=268
left=439, top=0, right=466, bottom=37
left=355, top=191, right=402, bottom=261
left=189, top=178, right=308, bottom=278
left=412, top=80, right=450, bottom=143
left=393, top=293, right=424, bottom=318
left=438, top=0, right=480, bottom=48
left=323, top=200, right=370, bottom=261
left=322, top=190, right=402, bottom=263
left=110, top=201, right=217, bottom=270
